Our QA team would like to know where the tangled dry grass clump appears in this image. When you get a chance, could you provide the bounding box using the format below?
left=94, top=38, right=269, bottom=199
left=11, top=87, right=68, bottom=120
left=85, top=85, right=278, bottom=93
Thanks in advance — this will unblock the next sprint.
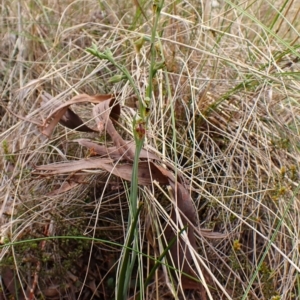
left=1, top=0, right=300, bottom=299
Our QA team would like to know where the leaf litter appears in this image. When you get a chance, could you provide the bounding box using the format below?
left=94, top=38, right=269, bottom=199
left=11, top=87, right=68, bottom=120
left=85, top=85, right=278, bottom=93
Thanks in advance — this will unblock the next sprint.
left=31, top=92, right=224, bottom=297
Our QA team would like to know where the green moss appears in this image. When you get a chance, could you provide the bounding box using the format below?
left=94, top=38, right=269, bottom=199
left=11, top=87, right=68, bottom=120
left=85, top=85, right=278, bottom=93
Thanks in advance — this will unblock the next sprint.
left=2, top=140, right=15, bottom=163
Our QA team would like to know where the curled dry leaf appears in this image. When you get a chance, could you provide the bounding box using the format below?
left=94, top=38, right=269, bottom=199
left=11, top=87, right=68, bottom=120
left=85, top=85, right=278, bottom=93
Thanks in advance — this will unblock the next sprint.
left=93, top=100, right=134, bottom=161
left=41, top=93, right=118, bottom=137
left=42, top=106, right=69, bottom=137
left=59, top=108, right=98, bottom=133
left=40, top=92, right=97, bottom=133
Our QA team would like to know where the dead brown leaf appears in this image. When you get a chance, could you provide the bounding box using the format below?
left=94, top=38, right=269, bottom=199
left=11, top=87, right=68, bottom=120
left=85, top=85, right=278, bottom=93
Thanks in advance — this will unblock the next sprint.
left=59, top=108, right=98, bottom=133
left=167, top=180, right=197, bottom=266
left=75, top=139, right=160, bottom=161
left=42, top=106, right=69, bottom=137
left=41, top=93, right=118, bottom=137
left=41, top=91, right=98, bottom=133
left=46, top=174, right=87, bottom=196
left=35, top=159, right=169, bottom=186
left=93, top=99, right=134, bottom=161
left=1, top=268, right=25, bottom=300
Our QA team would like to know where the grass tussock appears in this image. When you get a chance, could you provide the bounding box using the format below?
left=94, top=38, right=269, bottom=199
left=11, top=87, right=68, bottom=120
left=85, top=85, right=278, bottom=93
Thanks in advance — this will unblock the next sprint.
left=1, top=0, right=300, bottom=299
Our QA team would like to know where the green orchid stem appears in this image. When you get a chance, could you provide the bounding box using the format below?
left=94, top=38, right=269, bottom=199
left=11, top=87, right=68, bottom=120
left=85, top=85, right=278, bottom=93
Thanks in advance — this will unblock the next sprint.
left=117, top=202, right=143, bottom=300
left=86, top=2, right=165, bottom=298
left=146, top=0, right=164, bottom=101
left=86, top=47, right=144, bottom=114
